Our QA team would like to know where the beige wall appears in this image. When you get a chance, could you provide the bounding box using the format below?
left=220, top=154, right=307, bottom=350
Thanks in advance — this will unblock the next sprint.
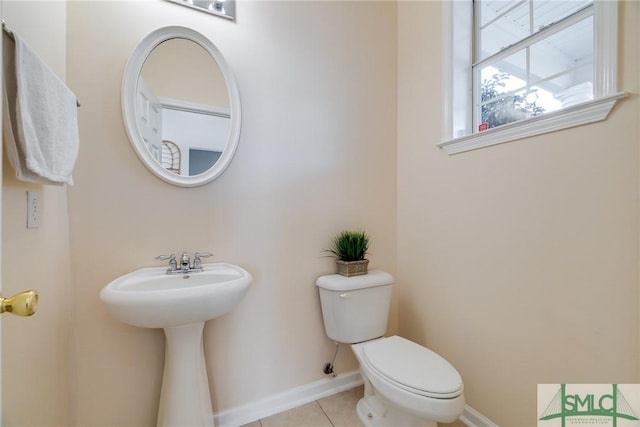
left=397, top=2, right=640, bottom=426
left=1, top=1, right=73, bottom=425
left=67, top=1, right=397, bottom=425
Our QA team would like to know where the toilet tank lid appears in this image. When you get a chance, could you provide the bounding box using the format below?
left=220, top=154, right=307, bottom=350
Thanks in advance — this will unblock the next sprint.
left=316, top=270, right=394, bottom=291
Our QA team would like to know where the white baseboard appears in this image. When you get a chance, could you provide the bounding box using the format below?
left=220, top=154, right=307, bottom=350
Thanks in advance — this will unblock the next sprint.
left=460, top=404, right=499, bottom=427
left=214, top=370, right=363, bottom=427
left=214, top=370, right=498, bottom=427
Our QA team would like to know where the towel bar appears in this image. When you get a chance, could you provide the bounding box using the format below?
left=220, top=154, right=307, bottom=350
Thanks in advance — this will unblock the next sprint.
left=2, top=20, right=81, bottom=107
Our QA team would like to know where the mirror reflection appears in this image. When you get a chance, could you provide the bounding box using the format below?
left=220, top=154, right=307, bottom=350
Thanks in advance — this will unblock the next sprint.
left=136, top=38, right=231, bottom=176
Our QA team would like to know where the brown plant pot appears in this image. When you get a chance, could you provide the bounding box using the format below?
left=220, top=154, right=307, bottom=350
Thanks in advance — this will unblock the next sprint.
left=336, top=259, right=369, bottom=277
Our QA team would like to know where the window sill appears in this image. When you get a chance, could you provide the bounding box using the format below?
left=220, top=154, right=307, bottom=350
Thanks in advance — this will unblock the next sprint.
left=437, top=92, right=628, bottom=155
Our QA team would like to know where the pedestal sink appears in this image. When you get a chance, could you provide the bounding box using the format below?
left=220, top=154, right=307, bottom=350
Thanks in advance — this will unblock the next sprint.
left=100, top=262, right=252, bottom=427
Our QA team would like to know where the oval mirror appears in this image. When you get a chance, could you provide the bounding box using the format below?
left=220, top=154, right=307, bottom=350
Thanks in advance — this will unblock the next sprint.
left=122, top=26, right=241, bottom=187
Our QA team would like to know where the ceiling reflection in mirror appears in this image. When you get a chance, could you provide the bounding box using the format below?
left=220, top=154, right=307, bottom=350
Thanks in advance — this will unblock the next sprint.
left=136, top=38, right=231, bottom=177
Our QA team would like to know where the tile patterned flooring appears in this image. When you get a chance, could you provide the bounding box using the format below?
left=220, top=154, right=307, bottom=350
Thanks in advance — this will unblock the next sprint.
left=239, top=386, right=466, bottom=427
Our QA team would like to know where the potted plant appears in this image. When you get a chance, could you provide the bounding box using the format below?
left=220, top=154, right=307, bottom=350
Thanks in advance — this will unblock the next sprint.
left=326, top=230, right=370, bottom=277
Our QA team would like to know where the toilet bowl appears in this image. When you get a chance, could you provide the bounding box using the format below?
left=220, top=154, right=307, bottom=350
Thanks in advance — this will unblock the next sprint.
left=351, top=336, right=464, bottom=426
left=316, top=271, right=465, bottom=426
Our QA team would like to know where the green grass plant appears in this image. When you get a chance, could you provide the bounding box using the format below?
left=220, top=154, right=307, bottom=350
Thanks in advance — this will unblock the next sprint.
left=327, top=230, right=369, bottom=261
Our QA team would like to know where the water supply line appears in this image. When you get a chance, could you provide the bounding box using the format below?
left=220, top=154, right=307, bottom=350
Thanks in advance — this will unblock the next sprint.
left=323, top=342, right=339, bottom=377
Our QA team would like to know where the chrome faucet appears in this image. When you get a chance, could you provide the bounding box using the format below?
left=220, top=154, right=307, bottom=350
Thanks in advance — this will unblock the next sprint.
left=180, top=252, right=190, bottom=272
left=156, top=252, right=213, bottom=275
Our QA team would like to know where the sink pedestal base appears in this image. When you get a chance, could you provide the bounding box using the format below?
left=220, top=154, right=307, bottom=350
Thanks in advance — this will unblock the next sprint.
left=157, top=322, right=214, bottom=427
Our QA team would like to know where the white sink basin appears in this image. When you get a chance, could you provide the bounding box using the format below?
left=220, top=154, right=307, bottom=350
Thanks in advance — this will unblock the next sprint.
left=100, top=262, right=252, bottom=328
left=100, top=262, right=252, bottom=426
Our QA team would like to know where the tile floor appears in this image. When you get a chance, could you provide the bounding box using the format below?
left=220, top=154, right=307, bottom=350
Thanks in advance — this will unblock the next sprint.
left=239, top=386, right=466, bottom=427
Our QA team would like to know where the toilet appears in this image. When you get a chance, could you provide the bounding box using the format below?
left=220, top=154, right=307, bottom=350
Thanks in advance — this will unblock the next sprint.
left=316, top=270, right=465, bottom=427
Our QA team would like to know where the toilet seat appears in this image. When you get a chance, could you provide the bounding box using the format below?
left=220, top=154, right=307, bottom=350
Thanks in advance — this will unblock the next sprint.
left=360, top=336, right=463, bottom=399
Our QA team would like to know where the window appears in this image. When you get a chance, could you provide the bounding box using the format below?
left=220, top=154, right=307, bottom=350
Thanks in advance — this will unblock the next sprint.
left=439, top=0, right=625, bottom=155
left=475, top=1, right=593, bottom=130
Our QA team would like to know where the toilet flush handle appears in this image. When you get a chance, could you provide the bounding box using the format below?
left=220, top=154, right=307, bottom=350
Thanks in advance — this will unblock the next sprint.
left=339, top=293, right=351, bottom=299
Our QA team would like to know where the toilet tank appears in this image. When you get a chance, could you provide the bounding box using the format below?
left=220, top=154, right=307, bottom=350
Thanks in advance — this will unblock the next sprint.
left=316, top=270, right=393, bottom=344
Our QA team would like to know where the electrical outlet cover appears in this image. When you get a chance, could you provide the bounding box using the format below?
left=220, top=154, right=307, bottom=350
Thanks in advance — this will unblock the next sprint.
left=27, top=191, right=40, bottom=228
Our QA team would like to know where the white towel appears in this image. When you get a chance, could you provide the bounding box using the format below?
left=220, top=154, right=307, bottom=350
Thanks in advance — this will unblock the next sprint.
left=2, top=32, right=58, bottom=184
left=3, top=31, right=79, bottom=185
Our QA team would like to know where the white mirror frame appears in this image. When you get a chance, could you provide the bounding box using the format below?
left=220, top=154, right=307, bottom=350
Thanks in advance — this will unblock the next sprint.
left=122, top=26, right=241, bottom=187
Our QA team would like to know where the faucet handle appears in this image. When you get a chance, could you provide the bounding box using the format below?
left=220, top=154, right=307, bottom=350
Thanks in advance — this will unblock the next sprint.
left=194, top=252, right=213, bottom=259
left=155, top=254, right=177, bottom=272
left=193, top=252, right=213, bottom=269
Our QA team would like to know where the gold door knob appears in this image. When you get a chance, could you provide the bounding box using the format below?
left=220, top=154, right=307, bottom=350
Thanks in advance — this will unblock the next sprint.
left=0, top=290, right=38, bottom=316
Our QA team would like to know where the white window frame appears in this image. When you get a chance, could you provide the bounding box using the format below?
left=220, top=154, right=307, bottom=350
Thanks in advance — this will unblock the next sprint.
left=438, top=0, right=626, bottom=155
